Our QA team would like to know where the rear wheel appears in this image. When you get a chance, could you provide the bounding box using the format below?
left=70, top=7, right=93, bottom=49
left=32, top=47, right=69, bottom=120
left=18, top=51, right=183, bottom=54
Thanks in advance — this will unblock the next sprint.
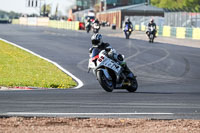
left=126, top=78, right=138, bottom=92
left=97, top=70, right=114, bottom=92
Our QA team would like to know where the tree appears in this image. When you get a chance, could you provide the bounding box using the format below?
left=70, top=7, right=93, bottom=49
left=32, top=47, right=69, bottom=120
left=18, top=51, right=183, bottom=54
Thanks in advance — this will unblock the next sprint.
left=41, top=4, right=51, bottom=17
left=182, top=0, right=200, bottom=12
left=151, top=0, right=200, bottom=12
left=0, top=10, right=21, bottom=19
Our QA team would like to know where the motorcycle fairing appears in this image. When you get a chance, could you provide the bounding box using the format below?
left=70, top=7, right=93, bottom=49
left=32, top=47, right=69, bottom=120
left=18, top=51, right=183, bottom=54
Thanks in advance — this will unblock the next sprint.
left=96, top=51, right=122, bottom=75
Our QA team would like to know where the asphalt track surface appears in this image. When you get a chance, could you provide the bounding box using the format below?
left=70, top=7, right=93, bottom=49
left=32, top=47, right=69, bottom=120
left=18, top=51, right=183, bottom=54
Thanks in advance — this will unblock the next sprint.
left=0, top=24, right=200, bottom=119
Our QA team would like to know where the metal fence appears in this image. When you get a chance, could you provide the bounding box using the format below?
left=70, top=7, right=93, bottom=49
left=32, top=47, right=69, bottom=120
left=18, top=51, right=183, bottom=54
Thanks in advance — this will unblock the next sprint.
left=124, top=14, right=200, bottom=40
left=125, top=12, right=200, bottom=28
left=164, top=12, right=200, bottom=28
left=125, top=16, right=164, bottom=27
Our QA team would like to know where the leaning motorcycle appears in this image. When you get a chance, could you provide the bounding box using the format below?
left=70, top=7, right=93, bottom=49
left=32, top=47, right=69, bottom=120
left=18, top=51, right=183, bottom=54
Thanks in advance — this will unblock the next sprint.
left=93, top=23, right=100, bottom=33
left=124, top=24, right=133, bottom=39
left=88, top=48, right=138, bottom=92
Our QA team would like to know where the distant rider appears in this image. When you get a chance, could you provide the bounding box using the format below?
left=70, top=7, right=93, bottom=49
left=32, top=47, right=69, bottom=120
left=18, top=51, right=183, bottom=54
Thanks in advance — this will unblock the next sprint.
left=85, top=17, right=92, bottom=32
left=123, top=18, right=133, bottom=38
left=146, top=19, right=157, bottom=37
left=89, top=33, right=132, bottom=76
left=86, top=17, right=91, bottom=24
left=92, top=18, right=100, bottom=33
left=93, top=18, right=100, bottom=25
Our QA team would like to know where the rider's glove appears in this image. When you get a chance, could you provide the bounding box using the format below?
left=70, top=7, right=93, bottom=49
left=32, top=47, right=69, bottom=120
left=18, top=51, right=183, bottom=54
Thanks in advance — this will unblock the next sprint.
left=105, top=47, right=111, bottom=52
left=117, top=54, right=124, bottom=61
left=89, top=47, right=93, bottom=53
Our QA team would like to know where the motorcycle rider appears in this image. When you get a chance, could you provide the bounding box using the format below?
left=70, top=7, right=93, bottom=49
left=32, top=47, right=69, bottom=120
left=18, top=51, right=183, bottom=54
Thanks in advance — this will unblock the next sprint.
left=93, top=18, right=100, bottom=25
left=86, top=17, right=91, bottom=25
left=85, top=17, right=92, bottom=33
left=92, top=18, right=100, bottom=33
left=123, top=18, right=133, bottom=39
left=89, top=33, right=133, bottom=77
left=146, top=18, right=157, bottom=37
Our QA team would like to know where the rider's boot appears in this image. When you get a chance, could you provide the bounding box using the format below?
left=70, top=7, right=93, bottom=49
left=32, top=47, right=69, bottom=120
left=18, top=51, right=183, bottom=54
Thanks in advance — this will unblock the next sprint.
left=121, top=62, right=135, bottom=79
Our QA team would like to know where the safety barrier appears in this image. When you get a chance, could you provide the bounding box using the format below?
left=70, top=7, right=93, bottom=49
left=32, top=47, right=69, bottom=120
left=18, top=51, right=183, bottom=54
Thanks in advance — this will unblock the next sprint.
left=19, top=17, right=28, bottom=25
left=163, top=26, right=171, bottom=37
left=48, top=21, right=79, bottom=30
left=170, top=27, right=176, bottom=37
left=12, top=19, right=19, bottom=24
left=12, top=18, right=200, bottom=40
left=134, top=24, right=200, bottom=40
left=176, top=27, right=186, bottom=39
left=12, top=18, right=80, bottom=31
left=193, top=28, right=200, bottom=40
left=37, top=17, right=49, bottom=26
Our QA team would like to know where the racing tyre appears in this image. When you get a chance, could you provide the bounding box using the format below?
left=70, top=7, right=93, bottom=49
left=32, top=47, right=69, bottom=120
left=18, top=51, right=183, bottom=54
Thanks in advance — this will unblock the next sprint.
left=126, top=32, right=130, bottom=39
left=149, top=34, right=154, bottom=43
left=97, top=70, right=114, bottom=92
left=126, top=78, right=138, bottom=92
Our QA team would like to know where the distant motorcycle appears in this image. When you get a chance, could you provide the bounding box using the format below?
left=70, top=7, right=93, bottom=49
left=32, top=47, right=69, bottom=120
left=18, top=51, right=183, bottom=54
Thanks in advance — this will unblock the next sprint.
left=88, top=47, right=138, bottom=92
left=85, top=22, right=91, bottom=33
left=147, top=26, right=156, bottom=43
left=124, top=24, right=133, bottom=39
left=93, top=23, right=100, bottom=33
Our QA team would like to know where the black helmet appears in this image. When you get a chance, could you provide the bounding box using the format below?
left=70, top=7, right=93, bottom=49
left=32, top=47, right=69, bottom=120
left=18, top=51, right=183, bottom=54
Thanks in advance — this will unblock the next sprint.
left=91, top=33, right=102, bottom=47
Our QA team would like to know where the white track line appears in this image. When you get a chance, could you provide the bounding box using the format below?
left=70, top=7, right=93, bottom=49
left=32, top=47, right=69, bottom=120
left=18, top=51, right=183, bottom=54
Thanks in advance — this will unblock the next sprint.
left=5, top=112, right=174, bottom=116
left=135, top=47, right=170, bottom=69
left=0, top=38, right=84, bottom=89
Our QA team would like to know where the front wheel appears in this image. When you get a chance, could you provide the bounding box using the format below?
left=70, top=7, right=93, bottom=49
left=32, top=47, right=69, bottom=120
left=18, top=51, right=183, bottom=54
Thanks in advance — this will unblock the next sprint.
left=97, top=70, right=114, bottom=92
left=126, top=31, right=130, bottom=39
left=126, top=78, right=138, bottom=92
left=149, top=34, right=154, bottom=43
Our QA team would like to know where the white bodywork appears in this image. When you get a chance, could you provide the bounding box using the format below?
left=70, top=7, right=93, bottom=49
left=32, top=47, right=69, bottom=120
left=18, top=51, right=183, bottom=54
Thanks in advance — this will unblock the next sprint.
left=93, top=23, right=100, bottom=29
left=88, top=50, right=122, bottom=75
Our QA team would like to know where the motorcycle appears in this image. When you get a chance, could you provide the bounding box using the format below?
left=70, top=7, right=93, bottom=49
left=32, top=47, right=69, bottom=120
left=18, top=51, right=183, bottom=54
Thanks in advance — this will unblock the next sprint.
left=147, top=26, right=155, bottom=43
left=88, top=48, right=138, bottom=92
left=124, top=24, right=133, bottom=39
left=93, top=23, right=100, bottom=33
left=85, top=22, right=91, bottom=33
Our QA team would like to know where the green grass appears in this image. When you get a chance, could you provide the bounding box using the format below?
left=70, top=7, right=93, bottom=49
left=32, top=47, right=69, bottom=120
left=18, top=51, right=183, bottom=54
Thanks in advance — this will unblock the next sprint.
left=0, top=40, right=77, bottom=89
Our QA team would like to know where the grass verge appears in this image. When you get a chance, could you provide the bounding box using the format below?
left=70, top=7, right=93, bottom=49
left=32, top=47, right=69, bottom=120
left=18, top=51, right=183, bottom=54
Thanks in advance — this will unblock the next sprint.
left=0, top=40, right=77, bottom=89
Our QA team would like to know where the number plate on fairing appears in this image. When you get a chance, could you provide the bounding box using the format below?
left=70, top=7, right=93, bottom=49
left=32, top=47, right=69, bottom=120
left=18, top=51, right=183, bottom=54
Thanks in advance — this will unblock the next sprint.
left=98, top=58, right=122, bottom=74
